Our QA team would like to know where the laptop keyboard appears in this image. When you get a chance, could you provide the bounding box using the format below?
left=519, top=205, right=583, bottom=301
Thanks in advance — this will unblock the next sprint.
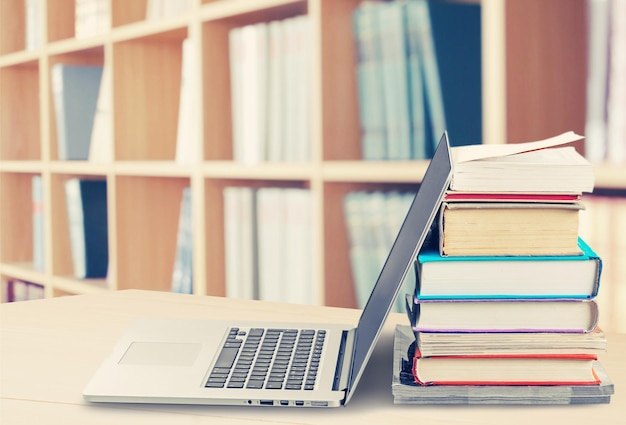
left=205, top=328, right=326, bottom=391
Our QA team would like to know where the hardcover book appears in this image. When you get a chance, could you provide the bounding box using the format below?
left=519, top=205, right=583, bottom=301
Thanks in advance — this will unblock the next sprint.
left=408, top=298, right=599, bottom=333
left=412, top=350, right=600, bottom=386
left=416, top=327, right=607, bottom=357
left=64, top=178, right=108, bottom=279
left=416, top=237, right=602, bottom=299
left=51, top=64, right=103, bottom=160
left=438, top=201, right=583, bottom=256
left=392, top=325, right=614, bottom=404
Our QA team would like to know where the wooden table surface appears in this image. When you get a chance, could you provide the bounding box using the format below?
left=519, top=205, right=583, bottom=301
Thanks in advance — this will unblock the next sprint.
left=1, top=290, right=624, bottom=424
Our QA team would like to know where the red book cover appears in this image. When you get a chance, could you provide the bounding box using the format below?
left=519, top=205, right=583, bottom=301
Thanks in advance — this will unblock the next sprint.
left=444, top=192, right=581, bottom=203
left=412, top=348, right=601, bottom=386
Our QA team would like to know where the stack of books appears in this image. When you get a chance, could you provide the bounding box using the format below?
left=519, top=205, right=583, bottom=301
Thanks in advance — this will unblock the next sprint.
left=394, top=131, right=614, bottom=404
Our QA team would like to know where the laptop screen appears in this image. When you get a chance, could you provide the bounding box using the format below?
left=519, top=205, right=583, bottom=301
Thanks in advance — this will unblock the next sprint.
left=345, top=133, right=452, bottom=402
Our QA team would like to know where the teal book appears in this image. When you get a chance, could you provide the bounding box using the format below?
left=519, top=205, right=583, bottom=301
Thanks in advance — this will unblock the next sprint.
left=353, top=2, right=387, bottom=160
left=51, top=64, right=104, bottom=160
left=404, top=1, right=427, bottom=160
left=416, top=238, right=602, bottom=300
left=377, top=1, right=411, bottom=160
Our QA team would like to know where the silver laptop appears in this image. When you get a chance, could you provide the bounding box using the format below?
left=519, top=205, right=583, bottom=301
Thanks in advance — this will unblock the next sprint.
left=83, top=133, right=452, bottom=408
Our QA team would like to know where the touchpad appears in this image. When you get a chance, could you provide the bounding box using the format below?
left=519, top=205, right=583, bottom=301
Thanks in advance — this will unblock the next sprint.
left=119, top=342, right=202, bottom=366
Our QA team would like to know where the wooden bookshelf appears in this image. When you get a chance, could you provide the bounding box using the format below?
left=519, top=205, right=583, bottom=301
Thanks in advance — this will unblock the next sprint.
left=1, top=0, right=624, bottom=307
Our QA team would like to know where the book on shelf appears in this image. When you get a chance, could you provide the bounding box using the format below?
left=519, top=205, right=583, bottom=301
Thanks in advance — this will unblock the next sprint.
left=343, top=190, right=416, bottom=311
left=267, top=19, right=286, bottom=162
left=171, top=187, right=192, bottom=294
left=175, top=38, right=201, bottom=164
left=64, top=178, right=108, bottom=279
left=404, top=0, right=426, bottom=160
left=408, top=298, right=599, bottom=333
left=223, top=186, right=315, bottom=304
left=146, top=0, right=190, bottom=20
left=229, top=16, right=310, bottom=164
left=74, top=0, right=110, bottom=39
left=428, top=0, right=481, bottom=148
left=2, top=279, right=45, bottom=303
left=352, top=0, right=480, bottom=160
left=585, top=0, right=626, bottom=165
left=607, top=0, right=626, bottom=164
left=88, top=64, right=113, bottom=163
left=438, top=201, right=584, bottom=257
left=256, top=187, right=315, bottom=304
left=229, top=22, right=268, bottom=165
left=32, top=175, right=44, bottom=272
left=51, top=63, right=103, bottom=160
left=584, top=0, right=611, bottom=163
left=449, top=131, right=593, bottom=193
left=287, top=16, right=311, bottom=163
left=406, top=0, right=446, bottom=156
left=25, top=0, right=41, bottom=51
left=223, top=186, right=257, bottom=300
left=416, top=237, right=602, bottom=300
left=392, top=325, right=614, bottom=404
left=378, top=1, right=411, bottom=160
left=353, top=2, right=387, bottom=160
left=256, top=187, right=286, bottom=303
left=282, top=188, right=314, bottom=305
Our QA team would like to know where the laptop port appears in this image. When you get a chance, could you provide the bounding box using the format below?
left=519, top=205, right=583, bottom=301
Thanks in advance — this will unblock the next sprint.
left=260, top=400, right=273, bottom=406
left=311, top=401, right=328, bottom=407
left=295, top=400, right=304, bottom=406
left=280, top=400, right=289, bottom=406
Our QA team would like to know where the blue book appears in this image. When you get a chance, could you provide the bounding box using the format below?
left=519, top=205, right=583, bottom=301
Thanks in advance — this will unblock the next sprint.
left=51, top=64, right=103, bottom=160
left=416, top=238, right=602, bottom=300
left=428, top=0, right=482, bottom=149
left=64, top=179, right=108, bottom=279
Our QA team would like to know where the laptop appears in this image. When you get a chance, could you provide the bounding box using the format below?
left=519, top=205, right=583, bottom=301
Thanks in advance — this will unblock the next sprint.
left=83, top=133, right=452, bottom=408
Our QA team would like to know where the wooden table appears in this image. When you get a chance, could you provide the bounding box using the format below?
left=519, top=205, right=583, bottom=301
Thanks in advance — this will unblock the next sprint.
left=1, top=290, right=624, bottom=424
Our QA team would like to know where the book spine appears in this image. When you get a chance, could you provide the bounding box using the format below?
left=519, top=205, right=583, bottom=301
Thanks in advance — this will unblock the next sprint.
left=353, top=3, right=387, bottom=160
left=65, top=179, right=87, bottom=278
left=32, top=175, right=44, bottom=272
left=171, top=187, right=192, bottom=294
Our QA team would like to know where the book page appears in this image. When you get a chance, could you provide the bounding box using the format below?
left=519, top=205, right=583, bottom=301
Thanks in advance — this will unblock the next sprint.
left=451, top=131, right=584, bottom=164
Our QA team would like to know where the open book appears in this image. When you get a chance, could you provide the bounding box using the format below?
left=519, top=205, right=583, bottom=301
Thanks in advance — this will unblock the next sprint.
left=449, top=131, right=594, bottom=193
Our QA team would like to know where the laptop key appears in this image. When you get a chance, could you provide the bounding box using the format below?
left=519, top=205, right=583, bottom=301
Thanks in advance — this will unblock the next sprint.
left=205, top=382, right=225, bottom=388
left=214, top=347, right=240, bottom=369
left=246, top=380, right=265, bottom=389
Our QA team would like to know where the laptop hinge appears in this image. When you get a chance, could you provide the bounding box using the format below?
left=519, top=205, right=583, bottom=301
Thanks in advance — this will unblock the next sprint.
left=333, top=328, right=356, bottom=392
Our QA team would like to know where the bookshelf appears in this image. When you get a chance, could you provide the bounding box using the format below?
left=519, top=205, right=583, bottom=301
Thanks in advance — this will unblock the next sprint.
left=1, top=0, right=624, bottom=307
